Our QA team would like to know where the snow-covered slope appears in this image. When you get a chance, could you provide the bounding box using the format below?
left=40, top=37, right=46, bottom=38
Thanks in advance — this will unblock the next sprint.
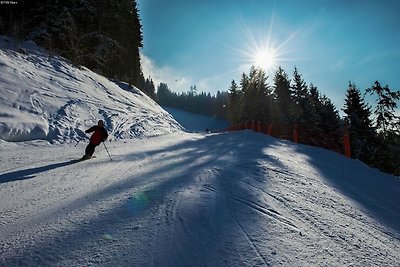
left=1, top=131, right=399, bottom=266
left=0, top=36, right=182, bottom=143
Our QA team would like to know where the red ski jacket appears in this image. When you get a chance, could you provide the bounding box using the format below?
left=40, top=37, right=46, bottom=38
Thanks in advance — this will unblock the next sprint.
left=85, top=126, right=108, bottom=145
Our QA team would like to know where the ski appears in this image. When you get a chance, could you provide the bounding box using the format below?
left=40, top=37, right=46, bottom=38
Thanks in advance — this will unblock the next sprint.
left=78, top=155, right=96, bottom=161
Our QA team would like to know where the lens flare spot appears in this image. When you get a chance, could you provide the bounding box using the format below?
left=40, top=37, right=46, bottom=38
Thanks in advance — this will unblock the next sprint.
left=126, top=191, right=150, bottom=215
left=101, top=233, right=113, bottom=240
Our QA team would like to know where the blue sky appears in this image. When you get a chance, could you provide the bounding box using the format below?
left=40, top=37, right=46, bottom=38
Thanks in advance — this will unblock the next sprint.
left=137, top=0, right=400, bottom=110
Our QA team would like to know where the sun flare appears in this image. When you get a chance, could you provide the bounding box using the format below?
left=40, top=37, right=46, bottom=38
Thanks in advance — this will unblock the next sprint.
left=252, top=48, right=277, bottom=71
left=229, top=16, right=299, bottom=75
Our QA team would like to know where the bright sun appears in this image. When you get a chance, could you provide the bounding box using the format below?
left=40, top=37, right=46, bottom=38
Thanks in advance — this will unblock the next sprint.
left=232, top=17, right=297, bottom=75
left=252, top=48, right=277, bottom=71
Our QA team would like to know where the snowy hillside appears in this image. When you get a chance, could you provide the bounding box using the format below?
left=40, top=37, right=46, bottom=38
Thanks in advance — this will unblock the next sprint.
left=1, top=37, right=400, bottom=266
left=162, top=106, right=229, bottom=132
left=0, top=36, right=182, bottom=143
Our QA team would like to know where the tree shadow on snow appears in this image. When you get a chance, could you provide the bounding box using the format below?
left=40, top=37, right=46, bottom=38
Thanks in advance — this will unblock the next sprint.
left=293, top=144, right=400, bottom=237
left=0, top=160, right=79, bottom=184
left=1, top=131, right=286, bottom=266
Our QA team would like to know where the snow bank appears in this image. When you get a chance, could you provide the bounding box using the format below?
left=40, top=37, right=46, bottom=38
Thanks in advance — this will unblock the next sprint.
left=0, top=36, right=182, bottom=143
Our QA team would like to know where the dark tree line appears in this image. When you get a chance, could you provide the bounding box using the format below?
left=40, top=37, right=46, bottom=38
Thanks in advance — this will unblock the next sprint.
left=343, top=81, right=400, bottom=175
left=157, top=83, right=228, bottom=119
left=139, top=77, right=158, bottom=100
left=229, top=66, right=341, bottom=146
left=0, top=0, right=144, bottom=87
left=229, top=66, right=400, bottom=175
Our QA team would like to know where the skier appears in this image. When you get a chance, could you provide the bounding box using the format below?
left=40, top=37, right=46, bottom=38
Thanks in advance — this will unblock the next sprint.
left=82, top=120, right=108, bottom=160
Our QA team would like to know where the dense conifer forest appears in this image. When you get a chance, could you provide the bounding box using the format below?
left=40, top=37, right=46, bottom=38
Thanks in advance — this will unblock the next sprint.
left=0, top=0, right=143, bottom=87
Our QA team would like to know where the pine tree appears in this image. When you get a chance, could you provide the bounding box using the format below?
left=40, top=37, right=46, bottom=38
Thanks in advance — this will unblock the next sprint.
left=342, top=82, right=375, bottom=162
left=189, top=85, right=198, bottom=96
left=291, top=67, right=318, bottom=127
left=239, top=72, right=249, bottom=93
left=239, top=68, right=257, bottom=122
left=317, top=95, right=341, bottom=149
left=239, top=67, right=271, bottom=123
left=256, top=69, right=273, bottom=123
left=228, top=80, right=241, bottom=123
left=215, top=91, right=229, bottom=119
left=366, top=81, right=400, bottom=175
left=308, top=83, right=322, bottom=128
left=273, top=67, right=296, bottom=124
left=157, top=83, right=173, bottom=107
left=142, top=77, right=157, bottom=100
left=291, top=67, right=308, bottom=106
left=366, top=81, right=400, bottom=137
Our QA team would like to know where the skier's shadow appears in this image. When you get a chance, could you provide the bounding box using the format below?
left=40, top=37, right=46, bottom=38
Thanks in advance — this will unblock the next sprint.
left=0, top=160, right=78, bottom=184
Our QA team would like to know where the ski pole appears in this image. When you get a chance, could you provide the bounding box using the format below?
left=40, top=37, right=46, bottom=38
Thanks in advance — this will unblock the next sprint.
left=74, top=139, right=81, bottom=147
left=103, top=142, right=112, bottom=161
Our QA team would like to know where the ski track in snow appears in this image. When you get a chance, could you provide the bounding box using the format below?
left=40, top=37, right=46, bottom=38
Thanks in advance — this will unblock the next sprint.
left=1, top=131, right=400, bottom=266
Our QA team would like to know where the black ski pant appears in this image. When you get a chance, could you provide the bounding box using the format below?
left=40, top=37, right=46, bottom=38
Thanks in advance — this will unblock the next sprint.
left=85, top=143, right=98, bottom=157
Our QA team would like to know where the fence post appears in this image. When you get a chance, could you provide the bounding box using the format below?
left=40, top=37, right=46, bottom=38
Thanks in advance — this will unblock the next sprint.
left=343, top=131, right=351, bottom=158
left=293, top=124, right=298, bottom=143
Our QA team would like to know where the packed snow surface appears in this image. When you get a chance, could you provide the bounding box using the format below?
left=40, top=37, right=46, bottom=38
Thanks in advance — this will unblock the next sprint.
left=1, top=37, right=400, bottom=266
left=1, top=131, right=399, bottom=266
